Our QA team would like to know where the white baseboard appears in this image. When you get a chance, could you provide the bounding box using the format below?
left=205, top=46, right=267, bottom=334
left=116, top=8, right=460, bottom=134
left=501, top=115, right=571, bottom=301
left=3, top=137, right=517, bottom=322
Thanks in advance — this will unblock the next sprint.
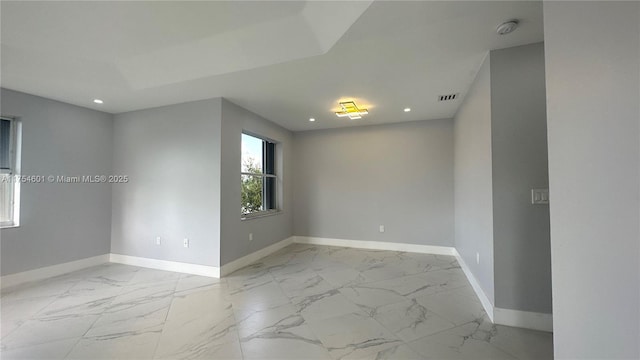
left=452, top=249, right=553, bottom=332
left=494, top=307, right=553, bottom=332
left=1, top=254, right=110, bottom=289
left=220, top=236, right=295, bottom=276
left=294, top=236, right=456, bottom=256
left=109, top=254, right=220, bottom=278
left=453, top=249, right=495, bottom=322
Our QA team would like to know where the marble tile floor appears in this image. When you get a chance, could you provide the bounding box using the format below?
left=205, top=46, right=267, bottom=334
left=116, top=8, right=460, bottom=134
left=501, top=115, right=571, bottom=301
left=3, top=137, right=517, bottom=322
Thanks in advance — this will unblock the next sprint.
left=1, top=244, right=553, bottom=360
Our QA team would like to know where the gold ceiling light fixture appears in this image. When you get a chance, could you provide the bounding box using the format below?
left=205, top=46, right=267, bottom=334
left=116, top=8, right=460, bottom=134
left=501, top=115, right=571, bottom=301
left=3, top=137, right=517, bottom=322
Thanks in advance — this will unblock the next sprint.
left=335, top=101, right=368, bottom=120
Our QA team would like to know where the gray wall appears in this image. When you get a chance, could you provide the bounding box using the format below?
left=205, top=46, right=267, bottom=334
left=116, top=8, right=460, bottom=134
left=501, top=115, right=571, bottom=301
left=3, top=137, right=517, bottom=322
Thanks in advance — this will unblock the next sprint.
left=219, top=99, right=294, bottom=265
left=453, top=55, right=495, bottom=304
left=0, top=89, right=113, bottom=275
left=490, top=43, right=551, bottom=314
left=111, top=99, right=222, bottom=267
left=293, top=119, right=454, bottom=247
left=544, top=2, right=639, bottom=358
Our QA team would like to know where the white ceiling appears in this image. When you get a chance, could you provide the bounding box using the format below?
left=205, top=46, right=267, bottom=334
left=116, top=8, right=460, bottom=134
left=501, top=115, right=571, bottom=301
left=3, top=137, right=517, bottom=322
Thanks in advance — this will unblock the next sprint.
left=1, top=1, right=543, bottom=131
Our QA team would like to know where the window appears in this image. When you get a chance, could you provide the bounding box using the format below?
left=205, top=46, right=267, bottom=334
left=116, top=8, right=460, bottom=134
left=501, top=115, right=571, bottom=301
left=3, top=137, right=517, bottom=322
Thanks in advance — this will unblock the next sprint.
left=1, top=117, right=20, bottom=227
left=241, top=133, right=277, bottom=217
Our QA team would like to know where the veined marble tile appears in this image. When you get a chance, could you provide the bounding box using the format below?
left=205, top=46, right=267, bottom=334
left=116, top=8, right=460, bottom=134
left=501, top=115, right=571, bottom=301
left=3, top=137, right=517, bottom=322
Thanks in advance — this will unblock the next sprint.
left=226, top=264, right=274, bottom=293
left=112, top=279, right=177, bottom=308
left=366, top=254, right=434, bottom=276
left=270, top=263, right=316, bottom=280
left=317, top=268, right=374, bottom=288
left=240, top=322, right=330, bottom=359
left=360, top=273, right=442, bottom=299
left=63, top=277, right=128, bottom=298
left=309, top=258, right=353, bottom=273
left=72, top=264, right=141, bottom=284
left=0, top=337, right=79, bottom=360
left=259, top=249, right=297, bottom=268
left=66, top=328, right=162, bottom=359
left=322, top=248, right=376, bottom=266
left=234, top=303, right=303, bottom=338
left=269, top=261, right=316, bottom=280
left=414, top=287, right=485, bottom=326
left=165, top=286, right=232, bottom=324
left=276, top=272, right=335, bottom=299
left=362, top=269, right=469, bottom=301
left=420, top=269, right=469, bottom=294
left=1, top=295, right=58, bottom=338
left=343, top=343, right=424, bottom=360
left=353, top=249, right=406, bottom=265
left=365, top=251, right=410, bottom=262
left=338, top=285, right=406, bottom=316
left=128, top=268, right=182, bottom=286
left=398, top=253, right=461, bottom=272
left=354, top=264, right=410, bottom=283
left=154, top=310, right=238, bottom=359
left=307, top=312, right=401, bottom=360
left=174, top=274, right=225, bottom=297
left=159, top=284, right=238, bottom=357
left=373, top=298, right=456, bottom=342
left=375, top=254, right=451, bottom=278
left=0, top=314, right=99, bottom=350
left=229, top=281, right=290, bottom=311
left=353, top=252, right=414, bottom=282
left=293, top=289, right=363, bottom=322
left=408, top=320, right=517, bottom=360
left=283, top=245, right=324, bottom=266
left=84, top=296, right=171, bottom=338
left=33, top=289, right=118, bottom=319
left=488, top=323, right=554, bottom=360
left=443, top=285, right=478, bottom=300
left=0, top=244, right=551, bottom=360
left=0, top=278, right=77, bottom=302
left=155, top=339, right=243, bottom=360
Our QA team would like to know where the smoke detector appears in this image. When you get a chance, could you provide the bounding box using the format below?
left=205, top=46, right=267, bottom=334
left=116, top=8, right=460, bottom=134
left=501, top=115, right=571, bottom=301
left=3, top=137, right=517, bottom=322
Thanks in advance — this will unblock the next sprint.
left=496, top=20, right=519, bottom=35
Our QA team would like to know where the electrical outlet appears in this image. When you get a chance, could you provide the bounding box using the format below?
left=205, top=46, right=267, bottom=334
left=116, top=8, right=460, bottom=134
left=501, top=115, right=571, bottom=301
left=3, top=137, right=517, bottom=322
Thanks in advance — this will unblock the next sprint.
left=379, top=225, right=385, bottom=233
left=183, top=238, right=189, bottom=248
left=156, top=236, right=161, bottom=245
left=476, top=252, right=480, bottom=264
left=249, top=233, right=253, bottom=241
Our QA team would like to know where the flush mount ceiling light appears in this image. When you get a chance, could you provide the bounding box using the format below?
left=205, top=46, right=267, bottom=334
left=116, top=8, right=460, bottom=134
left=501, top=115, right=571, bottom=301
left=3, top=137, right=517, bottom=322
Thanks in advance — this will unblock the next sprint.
left=404, top=108, right=411, bottom=112
left=496, top=20, right=519, bottom=35
left=309, top=118, right=316, bottom=122
left=93, top=99, right=104, bottom=104
left=335, top=101, right=368, bottom=120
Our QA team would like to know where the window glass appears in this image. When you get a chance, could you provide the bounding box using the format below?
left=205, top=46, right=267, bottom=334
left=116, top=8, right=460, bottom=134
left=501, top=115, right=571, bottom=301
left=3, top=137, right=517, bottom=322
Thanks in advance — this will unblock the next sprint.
left=1, top=119, right=11, bottom=170
left=241, top=133, right=277, bottom=217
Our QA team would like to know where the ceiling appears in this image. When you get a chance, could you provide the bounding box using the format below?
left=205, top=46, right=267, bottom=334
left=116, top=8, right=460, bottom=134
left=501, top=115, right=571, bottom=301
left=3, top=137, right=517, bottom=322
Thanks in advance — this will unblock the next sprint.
left=1, top=1, right=544, bottom=131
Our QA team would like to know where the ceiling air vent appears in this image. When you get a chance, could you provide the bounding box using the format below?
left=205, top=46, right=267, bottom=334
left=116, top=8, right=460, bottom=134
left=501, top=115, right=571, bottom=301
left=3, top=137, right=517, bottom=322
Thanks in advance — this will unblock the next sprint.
left=438, top=93, right=458, bottom=102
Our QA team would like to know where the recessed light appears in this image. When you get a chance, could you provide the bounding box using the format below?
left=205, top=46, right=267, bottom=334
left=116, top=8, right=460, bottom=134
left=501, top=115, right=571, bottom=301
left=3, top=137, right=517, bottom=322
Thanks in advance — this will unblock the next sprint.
left=93, top=99, right=104, bottom=104
left=404, top=108, right=411, bottom=112
left=309, top=118, right=315, bottom=122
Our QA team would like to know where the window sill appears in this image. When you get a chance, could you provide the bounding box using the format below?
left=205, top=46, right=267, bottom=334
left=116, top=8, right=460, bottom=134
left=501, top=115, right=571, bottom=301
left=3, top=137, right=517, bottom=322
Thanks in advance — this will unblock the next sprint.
left=0, top=224, right=20, bottom=229
left=241, top=210, right=282, bottom=221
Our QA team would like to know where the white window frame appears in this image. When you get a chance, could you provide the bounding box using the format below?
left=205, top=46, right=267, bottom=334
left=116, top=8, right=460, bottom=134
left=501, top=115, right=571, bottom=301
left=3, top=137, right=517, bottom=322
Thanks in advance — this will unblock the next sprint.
left=241, top=132, right=280, bottom=220
left=1, top=116, right=21, bottom=228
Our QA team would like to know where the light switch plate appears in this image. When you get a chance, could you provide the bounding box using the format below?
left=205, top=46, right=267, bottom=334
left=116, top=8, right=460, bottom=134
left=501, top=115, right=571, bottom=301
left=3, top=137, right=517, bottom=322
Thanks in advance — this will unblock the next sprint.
left=531, top=189, right=549, bottom=204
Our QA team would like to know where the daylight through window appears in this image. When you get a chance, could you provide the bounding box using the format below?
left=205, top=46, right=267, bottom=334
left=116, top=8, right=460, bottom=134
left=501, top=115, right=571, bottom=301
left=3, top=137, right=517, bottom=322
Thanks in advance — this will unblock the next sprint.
left=1, top=117, right=20, bottom=227
left=241, top=133, right=277, bottom=217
